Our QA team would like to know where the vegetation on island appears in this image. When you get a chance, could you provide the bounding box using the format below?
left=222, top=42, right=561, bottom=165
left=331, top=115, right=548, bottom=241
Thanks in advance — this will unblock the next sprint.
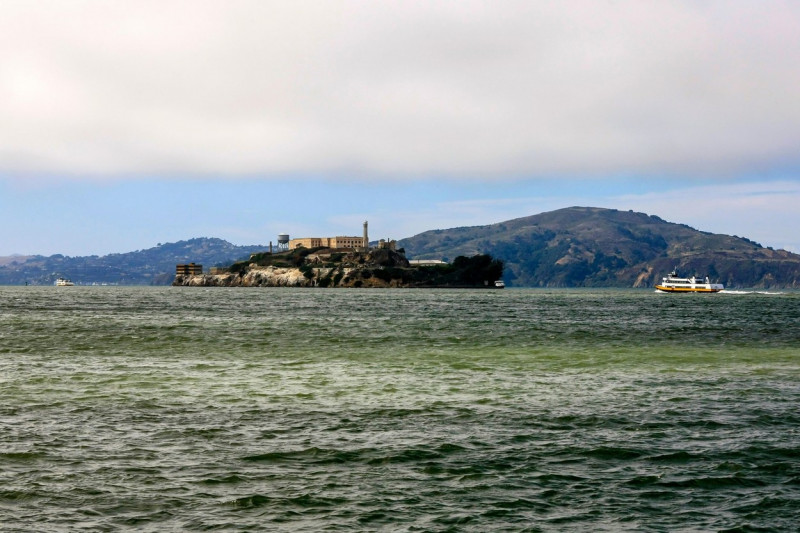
left=182, top=246, right=505, bottom=288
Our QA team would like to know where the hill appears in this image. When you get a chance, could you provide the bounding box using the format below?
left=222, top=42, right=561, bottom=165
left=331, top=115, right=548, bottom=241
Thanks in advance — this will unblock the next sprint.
left=0, top=238, right=267, bottom=285
left=4, top=207, right=800, bottom=288
left=397, top=206, right=800, bottom=288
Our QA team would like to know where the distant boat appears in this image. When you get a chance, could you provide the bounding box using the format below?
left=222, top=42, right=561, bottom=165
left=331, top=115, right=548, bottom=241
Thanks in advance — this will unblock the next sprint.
left=55, top=278, right=74, bottom=286
left=494, top=280, right=505, bottom=288
left=655, top=269, right=723, bottom=293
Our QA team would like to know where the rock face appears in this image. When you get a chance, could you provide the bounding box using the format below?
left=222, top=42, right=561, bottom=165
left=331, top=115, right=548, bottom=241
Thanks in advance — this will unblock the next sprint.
left=173, top=264, right=408, bottom=288
left=174, top=266, right=312, bottom=287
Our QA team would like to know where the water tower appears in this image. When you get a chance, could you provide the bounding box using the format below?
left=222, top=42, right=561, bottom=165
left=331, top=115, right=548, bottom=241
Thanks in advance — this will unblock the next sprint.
left=277, top=233, right=290, bottom=252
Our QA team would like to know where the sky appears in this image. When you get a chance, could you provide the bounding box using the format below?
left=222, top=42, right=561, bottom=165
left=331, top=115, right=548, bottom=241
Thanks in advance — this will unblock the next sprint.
left=2, top=0, right=799, bottom=257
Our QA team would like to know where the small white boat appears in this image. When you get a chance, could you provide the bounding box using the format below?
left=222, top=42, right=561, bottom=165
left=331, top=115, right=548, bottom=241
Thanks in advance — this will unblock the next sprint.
left=655, top=269, right=723, bottom=293
left=55, top=277, right=74, bottom=286
left=494, top=280, right=505, bottom=288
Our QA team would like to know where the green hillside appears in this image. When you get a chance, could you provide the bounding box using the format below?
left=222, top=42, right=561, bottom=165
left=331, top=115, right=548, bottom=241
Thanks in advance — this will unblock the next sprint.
left=398, top=206, right=800, bottom=288
left=0, top=238, right=267, bottom=285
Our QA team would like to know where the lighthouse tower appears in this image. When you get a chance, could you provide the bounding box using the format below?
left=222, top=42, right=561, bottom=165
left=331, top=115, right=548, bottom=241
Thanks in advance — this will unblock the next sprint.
left=363, top=221, right=369, bottom=251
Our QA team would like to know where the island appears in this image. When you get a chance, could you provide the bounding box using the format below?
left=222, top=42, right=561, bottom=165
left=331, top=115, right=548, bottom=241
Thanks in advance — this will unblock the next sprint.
left=173, top=247, right=504, bottom=288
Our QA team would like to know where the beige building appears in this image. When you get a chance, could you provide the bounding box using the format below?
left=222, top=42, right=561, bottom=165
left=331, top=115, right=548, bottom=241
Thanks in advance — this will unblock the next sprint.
left=176, top=263, right=203, bottom=275
left=378, top=239, right=397, bottom=251
left=289, top=236, right=365, bottom=250
left=289, top=221, right=371, bottom=251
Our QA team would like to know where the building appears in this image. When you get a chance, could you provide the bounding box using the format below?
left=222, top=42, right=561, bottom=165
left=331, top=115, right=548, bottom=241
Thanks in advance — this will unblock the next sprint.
left=176, top=263, right=203, bottom=275
left=409, top=259, right=447, bottom=266
left=378, top=239, right=397, bottom=251
left=289, top=221, right=370, bottom=251
left=289, top=236, right=365, bottom=250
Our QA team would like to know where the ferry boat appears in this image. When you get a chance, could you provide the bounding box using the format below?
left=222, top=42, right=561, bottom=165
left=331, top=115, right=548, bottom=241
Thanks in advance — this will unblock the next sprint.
left=655, top=269, right=723, bottom=293
left=55, top=277, right=74, bottom=286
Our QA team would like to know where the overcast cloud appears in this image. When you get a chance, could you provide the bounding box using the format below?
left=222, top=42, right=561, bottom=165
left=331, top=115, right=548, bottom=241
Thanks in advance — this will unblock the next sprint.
left=2, top=0, right=799, bottom=179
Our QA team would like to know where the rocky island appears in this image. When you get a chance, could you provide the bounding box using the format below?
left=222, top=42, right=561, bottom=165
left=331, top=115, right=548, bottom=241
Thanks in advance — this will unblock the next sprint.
left=173, top=247, right=504, bottom=288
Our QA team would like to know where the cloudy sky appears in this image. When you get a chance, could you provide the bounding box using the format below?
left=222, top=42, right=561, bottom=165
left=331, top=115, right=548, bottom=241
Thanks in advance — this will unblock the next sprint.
left=2, top=0, right=799, bottom=256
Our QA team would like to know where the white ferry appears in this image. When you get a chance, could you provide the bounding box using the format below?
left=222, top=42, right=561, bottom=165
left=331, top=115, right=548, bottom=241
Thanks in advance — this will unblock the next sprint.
left=55, top=277, right=74, bottom=286
left=655, top=270, right=723, bottom=293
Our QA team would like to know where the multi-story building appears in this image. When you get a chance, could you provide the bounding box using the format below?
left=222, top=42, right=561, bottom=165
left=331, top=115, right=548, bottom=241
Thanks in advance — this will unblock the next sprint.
left=176, top=263, right=203, bottom=275
left=289, top=221, right=370, bottom=251
left=288, top=220, right=369, bottom=250
left=289, top=236, right=365, bottom=250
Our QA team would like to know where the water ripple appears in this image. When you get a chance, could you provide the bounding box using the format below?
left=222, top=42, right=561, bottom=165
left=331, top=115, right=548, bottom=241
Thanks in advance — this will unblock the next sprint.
left=1, top=287, right=799, bottom=531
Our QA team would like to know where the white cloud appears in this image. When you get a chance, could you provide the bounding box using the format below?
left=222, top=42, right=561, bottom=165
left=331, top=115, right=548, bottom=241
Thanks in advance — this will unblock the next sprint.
left=1, top=1, right=800, bottom=179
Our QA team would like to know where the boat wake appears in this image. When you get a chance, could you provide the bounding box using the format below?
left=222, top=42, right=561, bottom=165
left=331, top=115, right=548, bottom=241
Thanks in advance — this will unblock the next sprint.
left=720, top=290, right=786, bottom=295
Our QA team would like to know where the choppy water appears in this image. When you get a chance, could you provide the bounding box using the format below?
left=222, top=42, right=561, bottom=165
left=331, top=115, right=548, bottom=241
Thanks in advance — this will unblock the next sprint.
left=1, top=287, right=799, bottom=532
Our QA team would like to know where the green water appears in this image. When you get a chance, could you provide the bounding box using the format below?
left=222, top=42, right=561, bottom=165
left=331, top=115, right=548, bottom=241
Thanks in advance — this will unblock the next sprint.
left=1, top=287, right=799, bottom=531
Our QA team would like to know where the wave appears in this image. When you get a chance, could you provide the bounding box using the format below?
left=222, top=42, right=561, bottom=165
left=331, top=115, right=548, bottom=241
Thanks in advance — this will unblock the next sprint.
left=658, top=474, right=768, bottom=489
left=229, top=493, right=347, bottom=509
left=720, top=290, right=786, bottom=295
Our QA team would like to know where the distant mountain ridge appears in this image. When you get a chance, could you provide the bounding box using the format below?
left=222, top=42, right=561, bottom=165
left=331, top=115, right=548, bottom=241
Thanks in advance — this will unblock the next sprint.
left=398, top=206, right=800, bottom=288
left=3, top=207, right=799, bottom=287
left=0, top=238, right=266, bottom=286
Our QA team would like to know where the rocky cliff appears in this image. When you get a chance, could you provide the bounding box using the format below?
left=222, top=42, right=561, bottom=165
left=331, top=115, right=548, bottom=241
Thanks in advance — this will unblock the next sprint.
left=173, top=248, right=504, bottom=288
left=174, top=265, right=411, bottom=288
left=175, top=266, right=308, bottom=287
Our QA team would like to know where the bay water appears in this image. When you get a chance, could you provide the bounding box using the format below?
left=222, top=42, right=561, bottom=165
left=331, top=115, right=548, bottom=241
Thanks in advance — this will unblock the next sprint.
left=1, top=287, right=798, bottom=531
